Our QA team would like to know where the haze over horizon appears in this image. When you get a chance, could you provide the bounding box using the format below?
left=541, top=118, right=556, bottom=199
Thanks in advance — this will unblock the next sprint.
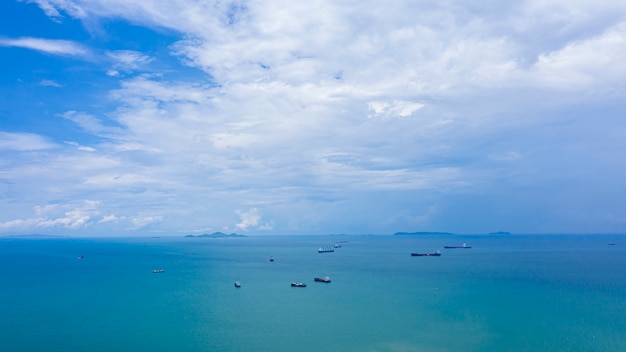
left=2, top=1, right=626, bottom=237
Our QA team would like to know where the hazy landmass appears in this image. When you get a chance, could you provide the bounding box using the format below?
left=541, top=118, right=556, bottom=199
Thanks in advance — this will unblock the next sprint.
left=393, top=231, right=455, bottom=236
left=185, top=232, right=246, bottom=238
left=489, top=231, right=511, bottom=235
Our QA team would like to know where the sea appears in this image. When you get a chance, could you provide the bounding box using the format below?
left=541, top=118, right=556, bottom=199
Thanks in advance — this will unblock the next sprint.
left=1, top=234, right=625, bottom=352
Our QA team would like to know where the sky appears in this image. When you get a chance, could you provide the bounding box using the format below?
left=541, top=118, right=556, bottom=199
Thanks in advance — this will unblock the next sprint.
left=1, top=0, right=626, bottom=237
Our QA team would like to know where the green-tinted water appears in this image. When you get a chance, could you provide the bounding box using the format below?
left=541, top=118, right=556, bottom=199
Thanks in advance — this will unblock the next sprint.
left=1, top=235, right=625, bottom=351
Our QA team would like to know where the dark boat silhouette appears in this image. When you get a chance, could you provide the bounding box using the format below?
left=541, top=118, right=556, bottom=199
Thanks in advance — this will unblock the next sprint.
left=444, top=243, right=471, bottom=249
left=411, top=250, right=441, bottom=256
left=314, top=276, right=331, bottom=283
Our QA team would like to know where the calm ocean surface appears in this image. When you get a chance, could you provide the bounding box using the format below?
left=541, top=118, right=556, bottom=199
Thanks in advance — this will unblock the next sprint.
left=1, top=234, right=625, bottom=352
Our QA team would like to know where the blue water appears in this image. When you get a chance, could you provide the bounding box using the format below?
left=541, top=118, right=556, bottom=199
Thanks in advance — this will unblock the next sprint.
left=1, top=234, right=625, bottom=351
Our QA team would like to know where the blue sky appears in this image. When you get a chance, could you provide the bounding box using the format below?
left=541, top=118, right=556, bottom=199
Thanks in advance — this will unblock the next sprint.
left=1, top=0, right=626, bottom=236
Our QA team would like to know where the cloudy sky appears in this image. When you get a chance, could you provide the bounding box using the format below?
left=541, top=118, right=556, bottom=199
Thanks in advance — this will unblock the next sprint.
left=1, top=0, right=625, bottom=236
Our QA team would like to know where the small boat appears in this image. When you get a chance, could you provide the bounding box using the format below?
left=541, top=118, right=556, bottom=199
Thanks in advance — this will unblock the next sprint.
left=608, top=243, right=616, bottom=246
left=334, top=243, right=341, bottom=248
left=234, top=281, right=241, bottom=288
left=152, top=269, right=165, bottom=273
left=77, top=255, right=84, bottom=260
left=318, top=247, right=334, bottom=253
left=444, top=243, right=471, bottom=249
left=291, top=282, right=307, bottom=287
left=314, top=276, right=331, bottom=283
left=411, top=250, right=441, bottom=256
left=269, top=256, right=274, bottom=261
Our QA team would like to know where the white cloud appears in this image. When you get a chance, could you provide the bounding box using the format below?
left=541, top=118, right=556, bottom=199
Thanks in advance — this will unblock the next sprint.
left=0, top=37, right=89, bottom=57
left=0, top=218, right=40, bottom=230
left=235, top=208, right=272, bottom=231
left=62, top=111, right=125, bottom=139
left=0, top=199, right=161, bottom=233
left=99, top=214, right=119, bottom=223
left=38, top=209, right=92, bottom=229
left=368, top=100, right=425, bottom=119
left=1, top=201, right=102, bottom=230
left=3, top=0, right=626, bottom=235
left=27, top=0, right=63, bottom=21
left=39, top=79, right=63, bottom=87
left=235, top=208, right=261, bottom=231
left=531, top=22, right=626, bottom=89
left=64, top=141, right=96, bottom=152
left=0, top=132, right=57, bottom=151
left=29, top=0, right=86, bottom=19
left=107, top=50, right=154, bottom=73
left=128, top=216, right=163, bottom=230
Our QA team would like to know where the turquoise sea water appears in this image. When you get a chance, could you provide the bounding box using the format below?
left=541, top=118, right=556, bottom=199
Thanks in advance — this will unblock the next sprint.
left=1, top=234, right=625, bottom=352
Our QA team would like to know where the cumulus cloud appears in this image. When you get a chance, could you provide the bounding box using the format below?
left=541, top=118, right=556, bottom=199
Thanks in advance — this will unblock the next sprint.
left=0, top=218, right=40, bottom=230
left=0, top=201, right=102, bottom=230
left=531, top=22, right=626, bottom=89
left=3, top=0, right=626, bottom=235
left=99, top=214, right=120, bottom=223
left=128, top=216, right=163, bottom=230
left=235, top=208, right=272, bottom=231
left=368, top=100, right=425, bottom=119
left=0, top=199, right=159, bottom=233
left=38, top=209, right=92, bottom=229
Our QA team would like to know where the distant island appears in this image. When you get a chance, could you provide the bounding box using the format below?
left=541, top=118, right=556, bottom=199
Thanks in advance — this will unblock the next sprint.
left=393, top=231, right=455, bottom=236
left=489, top=231, right=511, bottom=235
left=185, top=232, right=246, bottom=238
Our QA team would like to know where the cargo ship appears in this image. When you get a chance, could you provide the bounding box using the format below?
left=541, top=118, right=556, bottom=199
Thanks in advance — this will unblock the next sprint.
left=314, top=276, right=331, bottom=283
left=444, top=243, right=471, bottom=249
left=411, top=250, right=441, bottom=256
